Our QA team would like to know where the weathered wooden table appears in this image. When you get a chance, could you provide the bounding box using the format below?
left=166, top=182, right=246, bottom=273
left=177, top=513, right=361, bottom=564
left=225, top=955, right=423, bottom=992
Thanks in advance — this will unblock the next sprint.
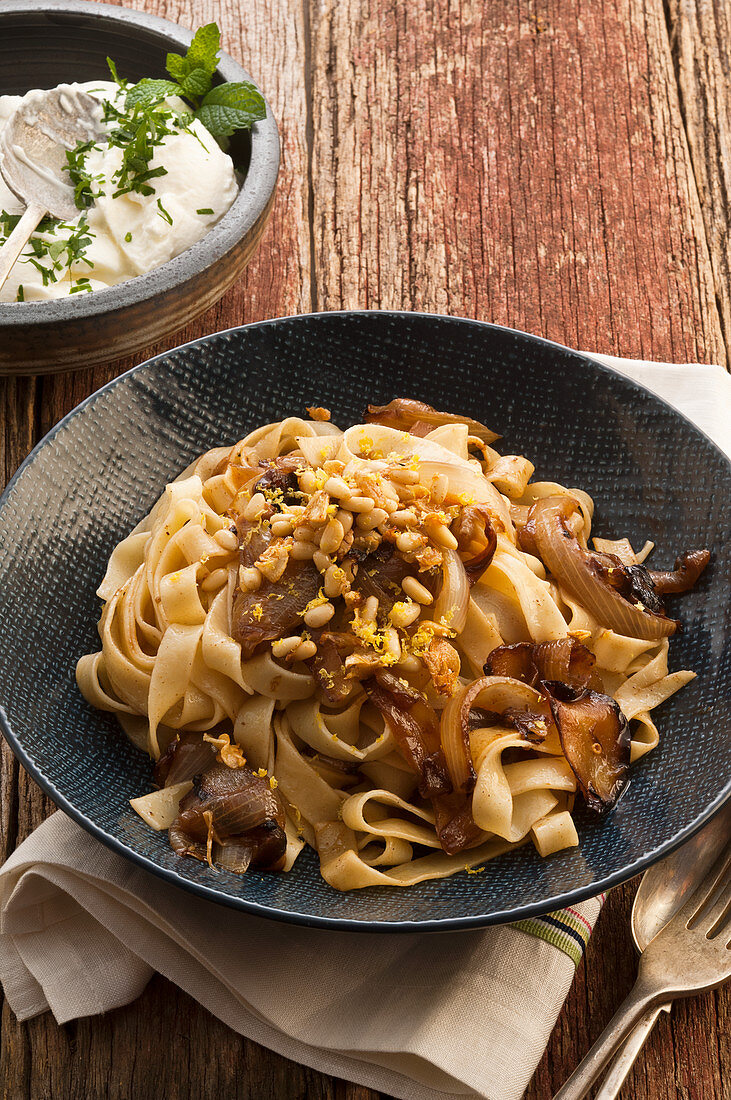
left=1, top=1, right=728, bottom=1097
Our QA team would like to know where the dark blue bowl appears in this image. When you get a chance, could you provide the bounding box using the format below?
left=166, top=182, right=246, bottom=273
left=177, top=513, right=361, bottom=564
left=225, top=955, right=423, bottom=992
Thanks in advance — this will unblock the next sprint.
left=0, top=312, right=728, bottom=930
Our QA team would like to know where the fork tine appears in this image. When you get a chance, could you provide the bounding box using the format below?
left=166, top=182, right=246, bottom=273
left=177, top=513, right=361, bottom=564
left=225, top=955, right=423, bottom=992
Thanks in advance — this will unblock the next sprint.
left=681, top=847, right=731, bottom=930
left=698, top=873, right=731, bottom=939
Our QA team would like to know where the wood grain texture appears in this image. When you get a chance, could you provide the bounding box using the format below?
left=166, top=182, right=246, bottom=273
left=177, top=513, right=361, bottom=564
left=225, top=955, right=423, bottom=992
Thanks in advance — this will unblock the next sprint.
left=666, top=0, right=731, bottom=369
left=310, top=0, right=725, bottom=364
left=0, top=0, right=728, bottom=1098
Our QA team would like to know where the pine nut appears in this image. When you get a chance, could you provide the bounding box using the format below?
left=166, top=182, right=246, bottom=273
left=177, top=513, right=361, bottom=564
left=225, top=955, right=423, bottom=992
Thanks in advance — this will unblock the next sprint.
left=271, top=519, right=294, bottom=538
left=395, top=484, right=416, bottom=502
left=294, top=523, right=316, bottom=541
left=391, top=509, right=417, bottom=527
left=304, top=602, right=335, bottom=628
left=344, top=495, right=374, bottom=513
left=290, top=540, right=316, bottom=560
left=292, top=639, right=318, bottom=661
left=362, top=596, right=379, bottom=622
left=323, top=475, right=352, bottom=499
left=431, top=473, right=449, bottom=504
left=338, top=558, right=356, bottom=585
left=397, top=653, right=422, bottom=673
left=239, top=566, right=262, bottom=591
left=324, top=563, right=347, bottom=597
left=244, top=491, right=267, bottom=521
left=201, top=567, right=228, bottom=592
left=390, top=600, right=421, bottom=629
left=272, top=636, right=301, bottom=658
left=213, top=527, right=238, bottom=551
left=396, top=531, right=425, bottom=554
left=299, top=470, right=317, bottom=494
left=389, top=467, right=420, bottom=485
left=313, top=549, right=331, bottom=573
left=336, top=509, right=354, bottom=534
left=402, top=576, right=433, bottom=604
left=383, top=627, right=401, bottom=661
left=427, top=521, right=459, bottom=550
left=381, top=497, right=399, bottom=514
left=319, top=517, right=345, bottom=554
left=355, top=507, right=388, bottom=531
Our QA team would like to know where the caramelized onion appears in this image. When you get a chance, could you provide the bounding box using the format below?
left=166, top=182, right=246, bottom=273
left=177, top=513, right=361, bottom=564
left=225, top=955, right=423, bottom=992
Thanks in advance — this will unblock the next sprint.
left=354, top=542, right=424, bottom=615
left=452, top=505, right=497, bottom=582
left=543, top=681, right=630, bottom=812
left=308, top=636, right=352, bottom=704
left=232, top=517, right=320, bottom=657
left=433, top=792, right=485, bottom=855
left=440, top=680, right=483, bottom=794
left=648, top=549, right=710, bottom=595
left=433, top=548, right=470, bottom=633
left=365, top=398, right=498, bottom=443
left=254, top=455, right=302, bottom=500
left=365, top=672, right=452, bottom=798
left=528, top=497, right=679, bottom=639
left=484, top=639, right=600, bottom=690
left=171, top=763, right=286, bottom=869
left=154, top=731, right=219, bottom=787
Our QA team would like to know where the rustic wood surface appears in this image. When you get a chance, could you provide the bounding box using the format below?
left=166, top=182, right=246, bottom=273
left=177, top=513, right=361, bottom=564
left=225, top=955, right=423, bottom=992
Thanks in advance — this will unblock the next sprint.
left=0, top=0, right=728, bottom=1097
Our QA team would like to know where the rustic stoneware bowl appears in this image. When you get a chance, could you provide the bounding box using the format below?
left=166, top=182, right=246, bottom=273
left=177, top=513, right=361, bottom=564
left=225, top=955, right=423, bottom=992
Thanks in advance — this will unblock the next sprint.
left=0, top=0, right=279, bottom=375
left=0, top=312, right=728, bottom=931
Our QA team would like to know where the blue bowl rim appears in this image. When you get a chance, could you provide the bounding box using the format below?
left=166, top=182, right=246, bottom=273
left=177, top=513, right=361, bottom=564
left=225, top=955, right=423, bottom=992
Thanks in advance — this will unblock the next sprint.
left=0, top=0, right=280, bottom=326
left=1, top=310, right=729, bottom=932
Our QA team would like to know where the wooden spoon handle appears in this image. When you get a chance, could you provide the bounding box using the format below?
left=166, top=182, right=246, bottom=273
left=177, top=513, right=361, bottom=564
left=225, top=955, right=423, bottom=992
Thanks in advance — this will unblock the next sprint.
left=0, top=201, right=46, bottom=293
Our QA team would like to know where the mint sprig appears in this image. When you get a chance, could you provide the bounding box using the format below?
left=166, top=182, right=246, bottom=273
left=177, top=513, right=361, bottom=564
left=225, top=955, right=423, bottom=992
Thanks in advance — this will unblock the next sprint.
left=123, top=23, right=266, bottom=140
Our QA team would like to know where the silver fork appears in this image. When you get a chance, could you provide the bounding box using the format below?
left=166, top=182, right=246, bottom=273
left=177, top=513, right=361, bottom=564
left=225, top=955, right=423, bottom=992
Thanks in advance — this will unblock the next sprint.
left=553, top=844, right=731, bottom=1100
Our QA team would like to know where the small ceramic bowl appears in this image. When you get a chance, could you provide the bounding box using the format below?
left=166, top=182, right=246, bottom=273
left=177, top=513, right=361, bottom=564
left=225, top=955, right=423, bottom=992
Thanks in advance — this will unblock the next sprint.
left=0, top=0, right=280, bottom=374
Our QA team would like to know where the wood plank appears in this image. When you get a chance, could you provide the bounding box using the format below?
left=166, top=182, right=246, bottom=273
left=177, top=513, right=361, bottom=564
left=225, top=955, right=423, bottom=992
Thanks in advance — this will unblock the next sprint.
left=309, top=1, right=727, bottom=1098
left=311, top=0, right=725, bottom=363
left=0, top=0, right=316, bottom=1097
left=666, top=0, right=731, bottom=368
left=0, top=1, right=727, bottom=1099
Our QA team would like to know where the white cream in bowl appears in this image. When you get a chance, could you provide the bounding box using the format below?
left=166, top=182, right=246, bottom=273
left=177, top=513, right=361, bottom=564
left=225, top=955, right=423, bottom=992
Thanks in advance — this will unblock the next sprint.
left=0, top=81, right=238, bottom=302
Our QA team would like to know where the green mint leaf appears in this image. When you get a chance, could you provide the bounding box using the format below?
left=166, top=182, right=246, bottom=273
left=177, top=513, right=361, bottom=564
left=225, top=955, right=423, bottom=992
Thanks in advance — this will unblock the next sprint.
left=125, top=79, right=182, bottom=109
left=196, top=207, right=214, bottom=215
left=196, top=81, right=266, bottom=137
left=180, top=68, right=212, bottom=98
left=165, top=52, right=188, bottom=83
left=124, top=232, right=132, bottom=242
left=185, top=23, right=220, bottom=77
left=16, top=285, right=24, bottom=302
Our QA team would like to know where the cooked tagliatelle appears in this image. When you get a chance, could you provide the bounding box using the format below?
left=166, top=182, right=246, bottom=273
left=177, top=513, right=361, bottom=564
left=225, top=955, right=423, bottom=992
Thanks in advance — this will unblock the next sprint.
left=76, top=398, right=710, bottom=889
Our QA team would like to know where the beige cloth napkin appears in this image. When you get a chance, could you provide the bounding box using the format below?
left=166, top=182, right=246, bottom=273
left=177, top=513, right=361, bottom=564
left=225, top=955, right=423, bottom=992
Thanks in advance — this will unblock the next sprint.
left=0, top=355, right=728, bottom=1100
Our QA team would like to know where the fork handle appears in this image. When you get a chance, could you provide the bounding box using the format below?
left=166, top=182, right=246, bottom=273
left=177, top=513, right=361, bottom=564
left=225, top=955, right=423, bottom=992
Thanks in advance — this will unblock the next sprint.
left=552, top=980, right=665, bottom=1100
left=593, top=1003, right=670, bottom=1100
left=0, top=202, right=46, bottom=292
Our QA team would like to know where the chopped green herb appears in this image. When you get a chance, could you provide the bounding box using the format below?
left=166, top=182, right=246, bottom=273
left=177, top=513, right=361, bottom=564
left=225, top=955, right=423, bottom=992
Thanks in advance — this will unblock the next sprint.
left=124, top=231, right=132, bottom=243
left=196, top=207, right=214, bottom=215
left=0, top=210, right=21, bottom=240
left=69, top=277, right=93, bottom=294
left=65, top=140, right=105, bottom=209
left=16, top=285, right=24, bottom=302
left=19, top=216, right=95, bottom=285
left=106, top=57, right=127, bottom=89
left=156, top=198, right=173, bottom=225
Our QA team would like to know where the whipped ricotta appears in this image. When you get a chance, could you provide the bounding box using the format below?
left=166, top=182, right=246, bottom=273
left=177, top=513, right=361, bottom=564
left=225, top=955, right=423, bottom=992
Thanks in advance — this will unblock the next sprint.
left=0, top=81, right=239, bottom=302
